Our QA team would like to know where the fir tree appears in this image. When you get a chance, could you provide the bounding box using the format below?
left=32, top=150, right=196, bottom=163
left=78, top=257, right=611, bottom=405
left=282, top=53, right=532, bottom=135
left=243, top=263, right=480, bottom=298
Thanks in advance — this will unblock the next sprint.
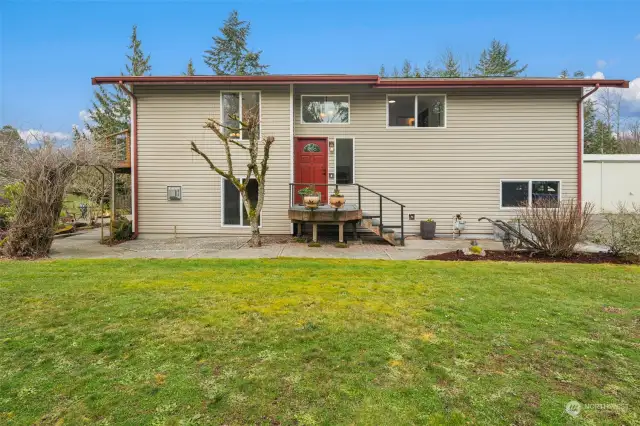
left=412, top=64, right=422, bottom=78
left=437, top=50, right=462, bottom=78
left=474, top=39, right=527, bottom=77
left=86, top=25, right=151, bottom=139
left=401, top=59, right=412, bottom=77
left=184, top=58, right=196, bottom=76
left=204, top=10, right=268, bottom=75
left=422, top=61, right=437, bottom=77
left=379, top=64, right=386, bottom=77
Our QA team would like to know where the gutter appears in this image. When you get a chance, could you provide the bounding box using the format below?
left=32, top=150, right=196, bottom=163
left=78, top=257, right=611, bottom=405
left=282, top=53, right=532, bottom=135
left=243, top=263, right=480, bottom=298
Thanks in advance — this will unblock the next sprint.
left=577, top=84, right=600, bottom=209
left=117, top=81, right=139, bottom=238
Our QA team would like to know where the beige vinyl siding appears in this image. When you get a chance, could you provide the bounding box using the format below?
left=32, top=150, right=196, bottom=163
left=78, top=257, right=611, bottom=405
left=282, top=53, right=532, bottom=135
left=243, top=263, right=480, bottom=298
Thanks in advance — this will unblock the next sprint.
left=294, top=85, right=580, bottom=235
left=135, top=85, right=291, bottom=235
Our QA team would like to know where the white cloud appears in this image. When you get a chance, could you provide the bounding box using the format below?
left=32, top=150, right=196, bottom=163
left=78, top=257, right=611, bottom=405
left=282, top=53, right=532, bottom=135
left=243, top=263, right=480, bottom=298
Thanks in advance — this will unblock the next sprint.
left=18, top=129, right=71, bottom=145
left=596, top=59, right=607, bottom=69
left=635, top=33, right=640, bottom=40
left=78, top=109, right=92, bottom=122
left=589, top=72, right=640, bottom=115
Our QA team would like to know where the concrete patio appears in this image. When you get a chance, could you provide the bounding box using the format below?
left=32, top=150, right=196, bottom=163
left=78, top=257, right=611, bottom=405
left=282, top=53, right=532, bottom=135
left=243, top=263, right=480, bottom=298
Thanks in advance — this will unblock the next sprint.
left=49, top=227, right=510, bottom=260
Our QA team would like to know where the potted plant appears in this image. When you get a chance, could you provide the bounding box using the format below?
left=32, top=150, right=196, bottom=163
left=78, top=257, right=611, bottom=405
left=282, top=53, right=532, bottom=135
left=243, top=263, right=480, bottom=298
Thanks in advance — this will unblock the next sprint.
left=420, top=218, right=436, bottom=240
left=298, top=185, right=320, bottom=209
left=329, top=187, right=345, bottom=209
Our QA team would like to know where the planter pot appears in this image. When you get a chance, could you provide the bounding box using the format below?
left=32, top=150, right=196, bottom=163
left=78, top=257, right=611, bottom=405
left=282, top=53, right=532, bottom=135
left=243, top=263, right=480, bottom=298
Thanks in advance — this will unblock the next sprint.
left=303, top=195, right=320, bottom=209
left=420, top=221, right=436, bottom=240
left=329, top=195, right=345, bottom=209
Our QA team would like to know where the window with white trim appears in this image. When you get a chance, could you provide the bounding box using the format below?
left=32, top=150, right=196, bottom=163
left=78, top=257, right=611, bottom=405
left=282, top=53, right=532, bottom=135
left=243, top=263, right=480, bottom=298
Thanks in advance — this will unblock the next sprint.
left=301, top=95, right=349, bottom=124
left=387, top=95, right=445, bottom=127
left=221, top=91, right=260, bottom=140
left=335, top=138, right=354, bottom=184
left=222, top=178, right=262, bottom=226
left=501, top=180, right=560, bottom=208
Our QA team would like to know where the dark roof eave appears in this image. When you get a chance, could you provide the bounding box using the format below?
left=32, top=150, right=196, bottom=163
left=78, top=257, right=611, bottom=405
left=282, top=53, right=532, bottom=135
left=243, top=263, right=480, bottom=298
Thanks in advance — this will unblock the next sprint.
left=91, top=75, right=630, bottom=89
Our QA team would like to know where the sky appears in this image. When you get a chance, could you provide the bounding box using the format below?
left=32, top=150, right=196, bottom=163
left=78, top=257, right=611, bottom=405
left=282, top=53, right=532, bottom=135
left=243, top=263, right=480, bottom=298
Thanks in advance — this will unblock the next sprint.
left=1, top=0, right=639, bottom=142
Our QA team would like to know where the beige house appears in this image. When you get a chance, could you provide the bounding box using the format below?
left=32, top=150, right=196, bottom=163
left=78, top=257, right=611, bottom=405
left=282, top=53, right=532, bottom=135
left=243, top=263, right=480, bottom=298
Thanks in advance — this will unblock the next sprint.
left=92, top=75, right=629, bottom=243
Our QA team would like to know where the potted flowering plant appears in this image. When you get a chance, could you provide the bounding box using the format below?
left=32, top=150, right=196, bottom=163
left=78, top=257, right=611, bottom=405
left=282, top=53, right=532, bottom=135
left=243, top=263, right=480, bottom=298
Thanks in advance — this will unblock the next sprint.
left=298, top=185, right=320, bottom=209
left=329, top=187, right=345, bottom=209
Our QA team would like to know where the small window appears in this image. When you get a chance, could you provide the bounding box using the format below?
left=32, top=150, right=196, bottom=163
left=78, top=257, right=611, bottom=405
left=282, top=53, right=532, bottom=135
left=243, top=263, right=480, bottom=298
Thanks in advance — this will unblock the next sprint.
left=221, top=91, right=260, bottom=140
left=532, top=181, right=559, bottom=206
left=222, top=178, right=262, bottom=226
left=501, top=180, right=561, bottom=208
left=167, top=186, right=182, bottom=201
left=303, top=143, right=321, bottom=152
left=335, top=138, right=354, bottom=184
left=301, top=95, right=349, bottom=124
left=388, top=95, right=445, bottom=128
left=501, top=181, right=529, bottom=207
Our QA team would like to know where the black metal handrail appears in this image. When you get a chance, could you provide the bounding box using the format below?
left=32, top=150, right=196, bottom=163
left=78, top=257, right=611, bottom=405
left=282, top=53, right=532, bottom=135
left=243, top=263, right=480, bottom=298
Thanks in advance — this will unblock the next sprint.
left=288, top=182, right=405, bottom=245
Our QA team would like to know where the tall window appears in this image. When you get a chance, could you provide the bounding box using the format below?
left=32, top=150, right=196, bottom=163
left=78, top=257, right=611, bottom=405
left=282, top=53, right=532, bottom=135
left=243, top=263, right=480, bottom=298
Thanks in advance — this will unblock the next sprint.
left=501, top=180, right=560, bottom=208
left=301, top=95, right=350, bottom=124
left=221, top=91, right=260, bottom=140
left=388, top=95, right=445, bottom=128
left=335, top=138, right=354, bottom=184
left=222, top=178, right=261, bottom=226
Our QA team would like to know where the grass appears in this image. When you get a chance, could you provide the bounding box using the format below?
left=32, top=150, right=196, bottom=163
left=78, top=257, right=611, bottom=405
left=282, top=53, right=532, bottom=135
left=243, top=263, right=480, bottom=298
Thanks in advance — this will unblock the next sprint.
left=0, top=259, right=638, bottom=425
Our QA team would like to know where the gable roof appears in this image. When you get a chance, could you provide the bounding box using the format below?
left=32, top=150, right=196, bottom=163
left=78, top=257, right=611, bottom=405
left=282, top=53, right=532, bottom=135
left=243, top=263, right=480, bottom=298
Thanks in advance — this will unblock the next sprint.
left=92, top=74, right=629, bottom=88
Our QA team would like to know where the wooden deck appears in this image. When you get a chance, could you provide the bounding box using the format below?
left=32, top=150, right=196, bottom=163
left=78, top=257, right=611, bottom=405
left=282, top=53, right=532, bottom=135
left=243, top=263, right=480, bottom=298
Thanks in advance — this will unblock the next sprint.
left=288, top=204, right=363, bottom=243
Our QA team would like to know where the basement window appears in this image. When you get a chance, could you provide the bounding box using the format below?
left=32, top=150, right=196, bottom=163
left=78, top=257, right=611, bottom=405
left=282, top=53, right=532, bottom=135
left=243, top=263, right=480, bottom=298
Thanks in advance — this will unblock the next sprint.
left=222, top=178, right=262, bottom=227
left=501, top=180, right=561, bottom=208
left=167, top=186, right=182, bottom=201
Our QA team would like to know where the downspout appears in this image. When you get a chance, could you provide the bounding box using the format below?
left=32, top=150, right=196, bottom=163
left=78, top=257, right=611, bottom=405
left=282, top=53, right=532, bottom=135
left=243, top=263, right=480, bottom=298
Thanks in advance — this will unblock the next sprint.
left=118, top=81, right=139, bottom=238
left=577, top=84, right=600, bottom=209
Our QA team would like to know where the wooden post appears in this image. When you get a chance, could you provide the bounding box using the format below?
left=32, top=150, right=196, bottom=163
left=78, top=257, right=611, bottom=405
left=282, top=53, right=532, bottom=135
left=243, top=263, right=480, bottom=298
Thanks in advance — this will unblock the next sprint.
left=338, top=222, right=344, bottom=243
left=312, top=223, right=318, bottom=242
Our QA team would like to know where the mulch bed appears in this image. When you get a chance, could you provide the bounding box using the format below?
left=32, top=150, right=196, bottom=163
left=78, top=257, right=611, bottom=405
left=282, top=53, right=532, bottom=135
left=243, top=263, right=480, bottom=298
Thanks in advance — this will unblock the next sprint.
left=423, top=250, right=638, bottom=265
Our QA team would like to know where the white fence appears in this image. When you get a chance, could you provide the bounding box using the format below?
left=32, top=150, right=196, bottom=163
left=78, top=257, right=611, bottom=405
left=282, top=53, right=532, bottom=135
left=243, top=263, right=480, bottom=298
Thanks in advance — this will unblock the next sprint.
left=583, top=155, right=640, bottom=212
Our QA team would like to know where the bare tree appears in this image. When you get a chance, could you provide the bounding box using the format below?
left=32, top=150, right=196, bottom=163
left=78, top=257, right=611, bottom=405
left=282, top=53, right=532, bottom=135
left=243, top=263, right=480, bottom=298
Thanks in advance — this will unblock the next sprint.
left=0, top=136, right=111, bottom=257
left=190, top=108, right=274, bottom=247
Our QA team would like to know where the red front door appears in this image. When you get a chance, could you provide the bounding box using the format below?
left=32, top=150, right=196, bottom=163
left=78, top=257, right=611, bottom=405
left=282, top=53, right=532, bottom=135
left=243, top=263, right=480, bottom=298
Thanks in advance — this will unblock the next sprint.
left=294, top=137, right=328, bottom=204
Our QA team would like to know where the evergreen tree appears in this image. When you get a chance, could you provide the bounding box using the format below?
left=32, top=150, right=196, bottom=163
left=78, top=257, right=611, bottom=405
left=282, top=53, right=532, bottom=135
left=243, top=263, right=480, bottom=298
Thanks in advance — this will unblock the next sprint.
left=204, top=10, right=268, bottom=75
left=412, top=64, right=422, bottom=78
left=392, top=66, right=399, bottom=78
left=86, top=25, right=151, bottom=139
left=559, top=69, right=569, bottom=78
left=437, top=50, right=462, bottom=78
left=474, top=39, right=527, bottom=77
left=423, top=61, right=437, bottom=77
left=378, top=64, right=386, bottom=77
left=573, top=70, right=585, bottom=78
left=401, top=59, right=412, bottom=77
left=184, top=58, right=196, bottom=76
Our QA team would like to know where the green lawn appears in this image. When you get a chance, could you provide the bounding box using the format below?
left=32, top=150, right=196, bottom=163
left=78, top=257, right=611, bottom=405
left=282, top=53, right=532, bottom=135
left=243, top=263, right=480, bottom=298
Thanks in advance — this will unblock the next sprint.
left=0, top=259, right=638, bottom=425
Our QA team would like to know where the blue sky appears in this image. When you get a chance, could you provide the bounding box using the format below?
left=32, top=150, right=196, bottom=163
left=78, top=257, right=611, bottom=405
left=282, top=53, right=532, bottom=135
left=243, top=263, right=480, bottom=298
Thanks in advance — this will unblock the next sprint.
left=2, top=0, right=639, bottom=141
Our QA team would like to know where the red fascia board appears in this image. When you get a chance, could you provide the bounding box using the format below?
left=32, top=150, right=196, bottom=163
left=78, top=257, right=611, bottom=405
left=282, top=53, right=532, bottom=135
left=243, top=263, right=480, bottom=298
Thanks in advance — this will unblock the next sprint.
left=92, top=75, right=380, bottom=85
left=375, top=79, right=629, bottom=88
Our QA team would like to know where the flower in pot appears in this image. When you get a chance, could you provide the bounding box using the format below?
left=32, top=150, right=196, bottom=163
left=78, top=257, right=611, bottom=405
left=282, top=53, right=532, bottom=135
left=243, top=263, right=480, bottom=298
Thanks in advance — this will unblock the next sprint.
left=329, top=187, right=345, bottom=209
left=420, top=218, right=436, bottom=240
left=298, top=185, right=320, bottom=209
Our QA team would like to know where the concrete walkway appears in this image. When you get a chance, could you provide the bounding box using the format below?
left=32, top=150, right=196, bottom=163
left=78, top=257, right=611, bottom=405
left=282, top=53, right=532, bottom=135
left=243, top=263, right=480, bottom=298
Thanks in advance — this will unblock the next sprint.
left=49, top=228, right=508, bottom=260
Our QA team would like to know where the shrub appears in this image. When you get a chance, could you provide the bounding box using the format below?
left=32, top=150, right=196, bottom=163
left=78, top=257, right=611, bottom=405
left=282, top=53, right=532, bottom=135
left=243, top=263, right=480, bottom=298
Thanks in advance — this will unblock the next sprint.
left=111, top=217, right=133, bottom=241
left=516, top=199, right=594, bottom=257
left=592, top=203, right=640, bottom=256
left=0, top=182, right=23, bottom=228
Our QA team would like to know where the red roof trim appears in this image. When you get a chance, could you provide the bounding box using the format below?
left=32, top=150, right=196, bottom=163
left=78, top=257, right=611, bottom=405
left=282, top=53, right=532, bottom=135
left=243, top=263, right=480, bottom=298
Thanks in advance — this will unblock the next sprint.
left=376, top=78, right=629, bottom=88
left=91, top=75, right=380, bottom=85
left=91, top=75, right=630, bottom=89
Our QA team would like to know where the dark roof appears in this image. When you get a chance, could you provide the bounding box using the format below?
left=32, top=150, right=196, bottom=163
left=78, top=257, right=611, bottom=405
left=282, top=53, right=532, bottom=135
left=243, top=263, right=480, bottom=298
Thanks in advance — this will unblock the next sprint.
left=92, top=74, right=630, bottom=88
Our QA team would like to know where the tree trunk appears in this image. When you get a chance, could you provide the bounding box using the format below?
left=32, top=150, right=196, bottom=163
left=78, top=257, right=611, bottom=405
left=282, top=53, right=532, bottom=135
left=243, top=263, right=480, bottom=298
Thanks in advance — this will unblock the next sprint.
left=248, top=215, right=261, bottom=247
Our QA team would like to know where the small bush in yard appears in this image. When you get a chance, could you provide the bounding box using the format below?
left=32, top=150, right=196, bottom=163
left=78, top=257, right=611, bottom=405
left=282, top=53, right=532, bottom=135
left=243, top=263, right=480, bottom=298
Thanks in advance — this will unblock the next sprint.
left=593, top=203, right=640, bottom=256
left=516, top=199, right=594, bottom=257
